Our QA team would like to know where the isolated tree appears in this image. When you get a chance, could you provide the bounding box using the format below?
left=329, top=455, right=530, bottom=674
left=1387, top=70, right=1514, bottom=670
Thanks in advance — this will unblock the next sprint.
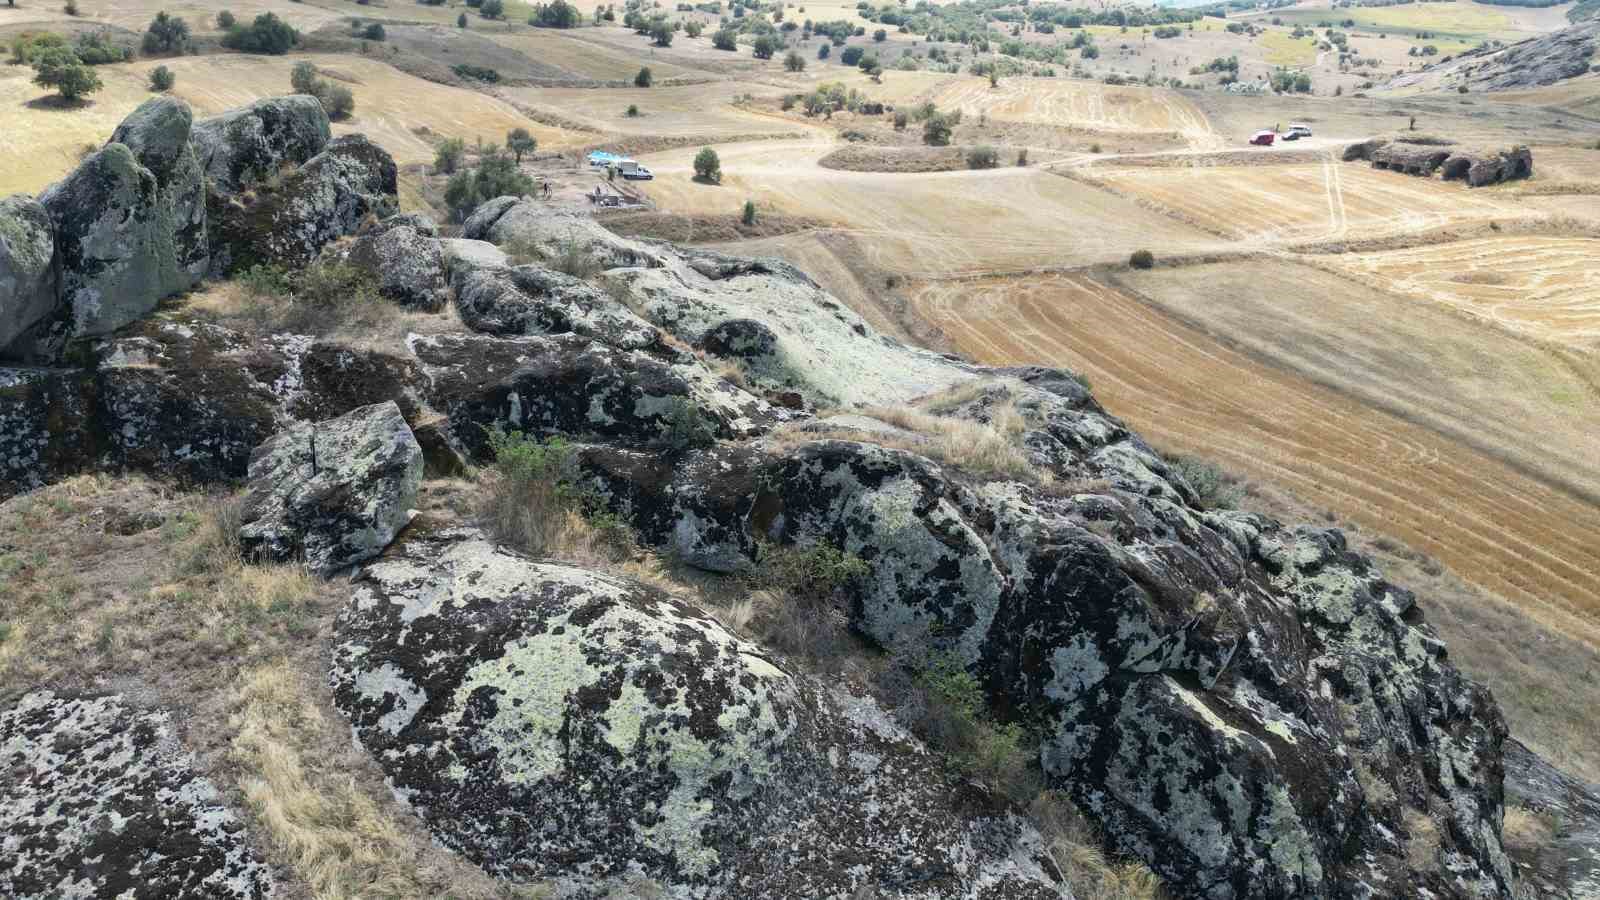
left=216, top=10, right=236, bottom=29
left=1129, top=249, right=1154, bottom=269
left=634, top=65, right=653, bottom=86
left=784, top=49, right=805, bottom=72
left=434, top=136, right=467, bottom=174
left=444, top=170, right=477, bottom=221
left=507, top=127, right=536, bottom=162
left=712, top=28, right=738, bottom=50
left=817, top=42, right=829, bottom=59
left=149, top=64, right=175, bottom=91
left=922, top=112, right=951, bottom=146
left=31, top=47, right=101, bottom=102
left=840, top=45, right=862, bottom=65
left=650, top=20, right=672, bottom=46
left=988, top=66, right=999, bottom=88
left=873, top=28, right=886, bottom=41
left=481, top=0, right=505, bottom=19
left=143, top=11, right=191, bottom=55
left=741, top=199, right=757, bottom=225
left=684, top=20, right=703, bottom=37
left=693, top=146, right=721, bottom=183
left=364, top=22, right=385, bottom=40
left=752, top=34, right=776, bottom=59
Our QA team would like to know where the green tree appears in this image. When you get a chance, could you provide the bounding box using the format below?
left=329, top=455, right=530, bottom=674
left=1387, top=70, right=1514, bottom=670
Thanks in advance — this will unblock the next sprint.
left=149, top=64, right=175, bottom=91
left=752, top=34, right=777, bottom=58
left=434, top=137, right=467, bottom=174
left=506, top=127, right=536, bottom=162
left=712, top=28, right=738, bottom=50
left=31, top=47, right=102, bottom=102
left=922, top=112, right=951, bottom=146
left=458, top=12, right=468, bottom=27
left=530, top=0, right=580, bottom=27
left=322, top=83, right=354, bottom=119
left=290, top=60, right=320, bottom=95
left=817, top=42, right=829, bottom=59
left=142, top=11, right=191, bottom=55
left=444, top=170, right=477, bottom=220
left=216, top=10, right=236, bottom=29
left=684, top=20, right=703, bottom=37
left=873, top=27, right=886, bottom=41
left=741, top=199, right=757, bottom=225
left=481, top=0, right=505, bottom=18
left=693, top=146, right=721, bottom=183
left=634, top=65, right=653, bottom=86
left=650, top=20, right=672, bottom=46
left=363, top=22, right=386, bottom=40
left=784, top=49, right=805, bottom=71
left=840, top=45, right=863, bottom=65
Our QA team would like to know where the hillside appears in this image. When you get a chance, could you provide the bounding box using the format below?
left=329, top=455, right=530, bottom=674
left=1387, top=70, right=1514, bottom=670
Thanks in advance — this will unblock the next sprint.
left=1383, top=17, right=1600, bottom=92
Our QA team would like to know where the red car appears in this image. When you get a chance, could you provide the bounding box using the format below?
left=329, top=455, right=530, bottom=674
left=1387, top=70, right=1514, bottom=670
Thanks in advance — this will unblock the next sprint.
left=1250, top=130, right=1276, bottom=146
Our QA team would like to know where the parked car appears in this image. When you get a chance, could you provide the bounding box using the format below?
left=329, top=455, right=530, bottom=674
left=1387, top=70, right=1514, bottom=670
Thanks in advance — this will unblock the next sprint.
left=1288, top=123, right=1313, bottom=138
left=1250, top=130, right=1276, bottom=146
left=1281, top=131, right=1301, bottom=141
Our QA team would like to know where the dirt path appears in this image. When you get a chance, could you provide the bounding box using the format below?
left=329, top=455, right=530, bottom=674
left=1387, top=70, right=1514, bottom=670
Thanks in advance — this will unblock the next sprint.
left=910, top=271, right=1600, bottom=645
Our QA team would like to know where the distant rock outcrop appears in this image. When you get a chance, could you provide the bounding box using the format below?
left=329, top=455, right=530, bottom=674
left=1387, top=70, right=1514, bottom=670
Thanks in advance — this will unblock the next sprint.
left=239, top=400, right=422, bottom=574
left=0, top=691, right=275, bottom=899
left=1349, top=138, right=1531, bottom=187
left=330, top=525, right=1066, bottom=899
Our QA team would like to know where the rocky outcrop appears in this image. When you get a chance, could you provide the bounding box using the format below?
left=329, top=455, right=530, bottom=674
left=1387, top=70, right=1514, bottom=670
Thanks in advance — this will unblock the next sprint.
left=1461, top=146, right=1534, bottom=186
left=453, top=262, right=659, bottom=348
left=1503, top=739, right=1600, bottom=899
left=329, top=525, right=1065, bottom=899
left=1357, top=139, right=1532, bottom=187
left=343, top=224, right=448, bottom=311
left=209, top=134, right=397, bottom=275
left=407, top=331, right=782, bottom=461
left=0, top=195, right=58, bottom=360
left=239, top=400, right=422, bottom=574
left=1, top=691, right=274, bottom=899
left=1461, top=19, right=1598, bottom=91
left=1341, top=137, right=1388, bottom=162
left=191, top=94, right=331, bottom=194
left=1371, top=142, right=1453, bottom=176
left=35, top=97, right=207, bottom=357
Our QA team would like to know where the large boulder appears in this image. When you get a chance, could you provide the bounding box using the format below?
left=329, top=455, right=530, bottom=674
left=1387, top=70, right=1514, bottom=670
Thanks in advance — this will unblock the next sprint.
left=35, top=98, right=207, bottom=357
left=239, top=400, right=422, bottom=575
left=329, top=525, right=1065, bottom=899
left=1, top=690, right=274, bottom=899
left=453, top=262, right=659, bottom=349
left=343, top=224, right=448, bottom=311
left=0, top=195, right=58, bottom=361
left=462, top=200, right=661, bottom=270
left=190, top=94, right=332, bottom=195
left=209, top=134, right=397, bottom=275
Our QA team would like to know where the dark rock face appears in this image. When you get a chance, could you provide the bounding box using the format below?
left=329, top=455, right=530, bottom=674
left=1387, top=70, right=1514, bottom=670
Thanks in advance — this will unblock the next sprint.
left=1503, top=738, right=1600, bottom=899
left=0, top=691, right=274, bottom=899
left=1462, top=19, right=1599, bottom=91
left=1371, top=143, right=1454, bottom=176
left=0, top=367, right=98, bottom=502
left=1342, top=138, right=1388, bottom=162
left=698, top=317, right=778, bottom=363
left=190, top=94, right=332, bottom=195
left=329, top=526, right=1066, bottom=899
left=209, top=134, right=398, bottom=275
left=344, top=224, right=448, bottom=311
left=408, top=332, right=780, bottom=461
left=0, top=195, right=60, bottom=360
left=36, top=98, right=207, bottom=356
left=453, top=263, right=659, bottom=349
left=239, top=400, right=422, bottom=574
left=91, top=319, right=291, bottom=486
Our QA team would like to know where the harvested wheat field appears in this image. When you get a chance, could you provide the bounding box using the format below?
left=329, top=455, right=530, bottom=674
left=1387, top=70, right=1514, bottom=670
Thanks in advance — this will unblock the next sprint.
left=1085, top=157, right=1529, bottom=243
left=910, top=271, right=1600, bottom=644
left=1323, top=237, right=1600, bottom=348
left=486, top=30, right=702, bottom=82
left=637, top=141, right=1227, bottom=275
left=500, top=80, right=796, bottom=138
left=0, top=54, right=585, bottom=195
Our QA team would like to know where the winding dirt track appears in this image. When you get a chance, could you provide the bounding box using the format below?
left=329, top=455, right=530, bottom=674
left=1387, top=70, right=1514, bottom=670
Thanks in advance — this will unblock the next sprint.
left=911, top=272, right=1600, bottom=643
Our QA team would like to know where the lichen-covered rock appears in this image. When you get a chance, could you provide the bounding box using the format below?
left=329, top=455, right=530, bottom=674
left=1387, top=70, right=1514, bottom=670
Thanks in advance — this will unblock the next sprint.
left=0, top=367, right=98, bottom=501
left=407, top=331, right=781, bottom=460
left=329, top=526, right=1065, bottom=899
left=0, top=195, right=59, bottom=360
left=605, top=246, right=969, bottom=407
left=344, top=224, right=448, bottom=310
left=1503, top=738, right=1600, bottom=899
left=438, top=237, right=507, bottom=281
left=462, top=199, right=661, bottom=270
left=239, top=400, right=421, bottom=574
left=577, top=443, right=767, bottom=572
left=209, top=134, right=397, bottom=275
left=191, top=94, right=331, bottom=195
left=453, top=262, right=659, bottom=348
left=37, top=98, right=207, bottom=356
left=0, top=691, right=274, bottom=899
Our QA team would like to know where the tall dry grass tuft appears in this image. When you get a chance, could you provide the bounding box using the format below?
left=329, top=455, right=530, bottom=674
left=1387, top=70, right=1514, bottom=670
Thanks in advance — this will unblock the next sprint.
left=1029, top=792, right=1167, bottom=900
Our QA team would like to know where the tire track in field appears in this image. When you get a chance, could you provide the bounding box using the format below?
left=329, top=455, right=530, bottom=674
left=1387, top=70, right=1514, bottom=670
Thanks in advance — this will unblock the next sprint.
left=910, top=272, right=1600, bottom=643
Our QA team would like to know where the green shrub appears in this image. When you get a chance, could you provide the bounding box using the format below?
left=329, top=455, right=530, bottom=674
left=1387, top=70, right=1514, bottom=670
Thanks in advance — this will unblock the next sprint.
left=363, top=22, right=386, bottom=40
left=1166, top=455, right=1244, bottom=509
left=712, top=27, right=738, bottom=50
left=922, top=113, right=952, bottom=146
left=785, top=49, right=806, bottom=71
left=148, top=65, right=175, bottom=92
left=752, top=34, right=777, bottom=58
left=635, top=65, right=653, bottom=87
left=452, top=63, right=501, bottom=82
left=1129, top=249, right=1154, bottom=269
left=741, top=199, right=757, bottom=225
left=752, top=542, right=869, bottom=596
left=30, top=47, right=102, bottom=102
left=233, top=261, right=388, bottom=336
left=625, top=103, right=641, bottom=117
left=530, top=0, right=581, bottom=28
left=693, top=146, right=722, bottom=183
left=663, top=398, right=718, bottom=450
left=482, top=430, right=635, bottom=562
left=966, top=144, right=998, bottom=169
left=481, top=0, right=505, bottom=18
left=221, top=12, right=297, bottom=54
left=216, top=10, right=236, bottom=29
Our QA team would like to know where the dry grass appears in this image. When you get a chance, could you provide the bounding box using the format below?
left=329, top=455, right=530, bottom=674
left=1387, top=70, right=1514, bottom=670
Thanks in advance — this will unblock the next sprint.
left=1029, top=793, right=1167, bottom=900
left=181, top=272, right=462, bottom=353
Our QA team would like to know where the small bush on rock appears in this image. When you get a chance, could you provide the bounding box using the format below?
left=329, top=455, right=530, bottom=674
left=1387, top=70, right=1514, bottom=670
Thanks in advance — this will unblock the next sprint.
left=482, top=430, right=634, bottom=563
left=1166, top=455, right=1244, bottom=509
left=232, top=260, right=392, bottom=336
